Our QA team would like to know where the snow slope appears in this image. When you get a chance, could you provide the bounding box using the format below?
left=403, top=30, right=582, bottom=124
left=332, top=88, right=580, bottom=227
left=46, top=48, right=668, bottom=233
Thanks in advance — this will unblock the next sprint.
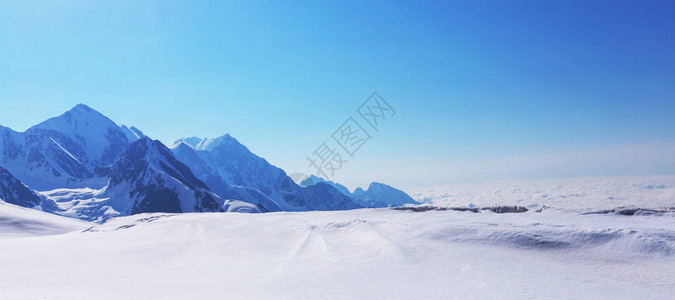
left=0, top=208, right=672, bottom=299
left=408, top=176, right=675, bottom=210
left=0, top=201, right=88, bottom=239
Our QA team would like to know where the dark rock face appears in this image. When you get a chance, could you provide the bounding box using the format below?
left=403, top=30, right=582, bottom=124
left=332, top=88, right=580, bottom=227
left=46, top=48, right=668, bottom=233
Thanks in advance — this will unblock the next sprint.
left=0, top=166, right=43, bottom=208
left=104, top=136, right=222, bottom=215
left=300, top=175, right=353, bottom=198
left=100, top=127, right=132, bottom=167
left=192, top=190, right=221, bottom=212
left=303, top=182, right=363, bottom=211
left=130, top=185, right=182, bottom=215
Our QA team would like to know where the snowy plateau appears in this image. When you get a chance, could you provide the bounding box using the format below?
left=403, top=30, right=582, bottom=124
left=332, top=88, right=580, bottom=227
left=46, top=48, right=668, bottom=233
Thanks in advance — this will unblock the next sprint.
left=0, top=105, right=673, bottom=299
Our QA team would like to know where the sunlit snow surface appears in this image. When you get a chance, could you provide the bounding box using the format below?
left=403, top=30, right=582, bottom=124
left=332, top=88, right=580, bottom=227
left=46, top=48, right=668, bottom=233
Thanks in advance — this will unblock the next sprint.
left=0, top=201, right=89, bottom=239
left=1, top=202, right=674, bottom=299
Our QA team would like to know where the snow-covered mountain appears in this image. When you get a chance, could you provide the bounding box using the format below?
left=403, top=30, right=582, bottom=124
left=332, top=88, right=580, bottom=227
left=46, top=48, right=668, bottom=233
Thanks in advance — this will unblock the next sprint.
left=352, top=182, right=419, bottom=208
left=101, top=136, right=226, bottom=215
left=27, top=104, right=137, bottom=173
left=170, top=142, right=282, bottom=212
left=42, top=136, right=259, bottom=222
left=119, top=125, right=144, bottom=143
left=301, top=175, right=353, bottom=197
left=302, top=182, right=363, bottom=210
left=0, top=104, right=138, bottom=190
left=172, top=135, right=363, bottom=211
left=173, top=135, right=289, bottom=200
left=0, top=124, right=95, bottom=190
left=0, top=104, right=413, bottom=221
left=0, top=166, right=43, bottom=209
left=301, top=175, right=419, bottom=208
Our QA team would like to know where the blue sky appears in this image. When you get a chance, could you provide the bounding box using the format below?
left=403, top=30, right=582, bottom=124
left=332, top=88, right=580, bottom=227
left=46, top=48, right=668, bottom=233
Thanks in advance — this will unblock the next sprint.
left=1, top=0, right=674, bottom=189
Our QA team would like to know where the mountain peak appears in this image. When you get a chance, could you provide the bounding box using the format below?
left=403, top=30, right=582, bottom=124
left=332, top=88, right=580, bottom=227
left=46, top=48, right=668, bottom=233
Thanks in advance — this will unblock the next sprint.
left=105, top=135, right=220, bottom=216
left=206, top=134, right=239, bottom=150
left=113, top=136, right=209, bottom=190
left=172, top=136, right=205, bottom=149
left=300, top=175, right=326, bottom=186
left=368, top=182, right=389, bottom=189
left=119, top=124, right=144, bottom=143
left=60, top=103, right=109, bottom=122
left=128, top=136, right=158, bottom=153
left=21, top=103, right=131, bottom=173
left=137, top=135, right=154, bottom=143
left=71, top=103, right=94, bottom=112
left=352, top=182, right=418, bottom=208
left=29, top=103, right=115, bottom=133
left=172, top=134, right=244, bottom=152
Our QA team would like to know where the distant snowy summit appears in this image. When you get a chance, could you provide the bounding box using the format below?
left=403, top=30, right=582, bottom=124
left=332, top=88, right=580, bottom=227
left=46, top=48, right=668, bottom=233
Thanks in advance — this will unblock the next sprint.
left=301, top=175, right=420, bottom=208
left=171, top=135, right=361, bottom=211
left=0, top=104, right=415, bottom=221
left=0, top=104, right=142, bottom=190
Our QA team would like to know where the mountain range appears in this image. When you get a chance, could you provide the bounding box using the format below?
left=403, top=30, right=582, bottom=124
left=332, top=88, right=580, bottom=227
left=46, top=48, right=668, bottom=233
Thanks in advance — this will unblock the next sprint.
left=0, top=104, right=418, bottom=221
left=301, top=175, right=418, bottom=208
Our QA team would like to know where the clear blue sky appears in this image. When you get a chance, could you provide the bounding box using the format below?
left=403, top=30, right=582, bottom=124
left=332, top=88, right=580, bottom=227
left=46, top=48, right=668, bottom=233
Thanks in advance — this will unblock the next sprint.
left=1, top=0, right=674, bottom=189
